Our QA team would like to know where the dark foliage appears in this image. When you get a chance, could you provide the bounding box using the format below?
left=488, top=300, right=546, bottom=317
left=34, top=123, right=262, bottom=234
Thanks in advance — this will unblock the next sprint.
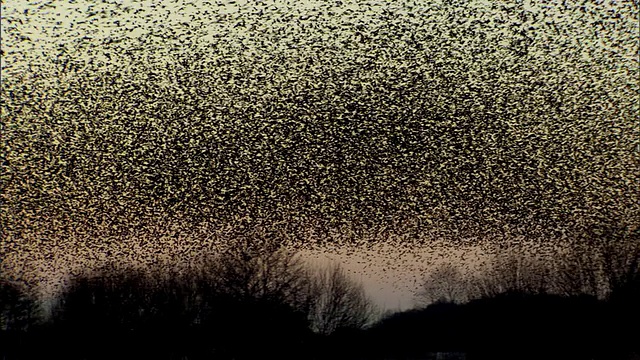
left=2, top=245, right=638, bottom=359
left=0, top=277, right=39, bottom=360
left=1, top=246, right=376, bottom=360
left=365, top=291, right=639, bottom=360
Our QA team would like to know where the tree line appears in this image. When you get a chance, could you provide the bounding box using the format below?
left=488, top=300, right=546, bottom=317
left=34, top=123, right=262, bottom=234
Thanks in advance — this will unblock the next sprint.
left=2, top=229, right=638, bottom=359
left=395, top=229, right=640, bottom=360
left=1, top=243, right=377, bottom=360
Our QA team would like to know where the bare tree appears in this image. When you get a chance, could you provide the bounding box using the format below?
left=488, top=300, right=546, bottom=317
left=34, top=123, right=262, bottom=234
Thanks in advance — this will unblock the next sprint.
left=306, top=264, right=377, bottom=335
left=48, top=245, right=316, bottom=359
left=198, top=238, right=379, bottom=335
left=416, top=247, right=553, bottom=305
left=550, top=242, right=602, bottom=297
left=415, top=262, right=469, bottom=305
left=466, top=246, right=554, bottom=300
left=0, top=270, right=39, bottom=333
left=596, top=229, right=640, bottom=300
left=551, top=227, right=640, bottom=299
left=200, top=243, right=312, bottom=312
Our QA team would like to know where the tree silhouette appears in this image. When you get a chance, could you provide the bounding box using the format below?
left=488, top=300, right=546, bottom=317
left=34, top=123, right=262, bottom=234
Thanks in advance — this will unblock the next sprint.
left=0, top=271, right=39, bottom=360
left=416, top=262, right=469, bottom=305
left=1, top=278, right=37, bottom=333
left=44, top=250, right=314, bottom=359
left=552, top=227, right=640, bottom=299
left=469, top=251, right=550, bottom=299
left=307, top=264, right=377, bottom=335
left=34, top=241, right=381, bottom=359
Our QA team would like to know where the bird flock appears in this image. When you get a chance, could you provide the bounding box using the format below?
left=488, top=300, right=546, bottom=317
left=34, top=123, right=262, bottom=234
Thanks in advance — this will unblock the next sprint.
left=1, top=0, right=638, bottom=295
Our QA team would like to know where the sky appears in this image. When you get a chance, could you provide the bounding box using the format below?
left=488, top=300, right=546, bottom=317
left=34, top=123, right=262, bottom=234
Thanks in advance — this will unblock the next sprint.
left=1, top=0, right=638, bottom=310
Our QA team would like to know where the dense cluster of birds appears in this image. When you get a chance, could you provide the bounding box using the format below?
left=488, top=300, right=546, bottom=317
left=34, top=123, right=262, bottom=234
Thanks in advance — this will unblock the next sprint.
left=1, top=0, right=638, bottom=294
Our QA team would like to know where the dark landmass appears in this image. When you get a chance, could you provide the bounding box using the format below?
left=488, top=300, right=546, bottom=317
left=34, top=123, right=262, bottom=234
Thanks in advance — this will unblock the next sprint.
left=2, top=241, right=638, bottom=360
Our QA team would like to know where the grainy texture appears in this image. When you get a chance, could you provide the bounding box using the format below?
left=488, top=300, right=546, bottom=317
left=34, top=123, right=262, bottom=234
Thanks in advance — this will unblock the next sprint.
left=1, top=0, right=638, bottom=295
